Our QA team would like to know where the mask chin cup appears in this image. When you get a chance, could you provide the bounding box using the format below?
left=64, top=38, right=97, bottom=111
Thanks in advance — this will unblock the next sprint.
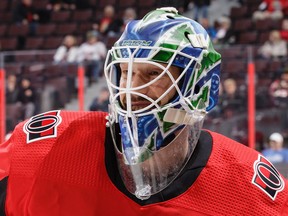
left=135, top=184, right=152, bottom=200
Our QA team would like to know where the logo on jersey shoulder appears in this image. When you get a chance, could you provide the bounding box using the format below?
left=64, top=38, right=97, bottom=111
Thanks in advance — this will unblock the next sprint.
left=252, top=155, right=285, bottom=200
left=23, top=110, right=62, bottom=143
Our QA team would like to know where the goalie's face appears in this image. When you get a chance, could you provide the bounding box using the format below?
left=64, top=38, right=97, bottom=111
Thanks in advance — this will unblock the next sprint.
left=119, top=62, right=181, bottom=111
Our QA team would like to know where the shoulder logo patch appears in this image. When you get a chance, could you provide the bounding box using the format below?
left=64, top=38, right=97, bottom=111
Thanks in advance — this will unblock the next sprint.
left=252, top=155, right=285, bottom=200
left=23, top=110, right=62, bottom=143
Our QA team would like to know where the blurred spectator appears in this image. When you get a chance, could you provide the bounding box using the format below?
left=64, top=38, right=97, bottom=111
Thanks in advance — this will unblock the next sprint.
left=252, top=0, right=284, bottom=21
left=199, top=18, right=217, bottom=41
left=53, top=35, right=78, bottom=63
left=89, top=87, right=110, bottom=112
left=77, top=30, right=107, bottom=85
left=280, top=19, right=288, bottom=41
left=120, top=8, right=137, bottom=34
left=220, top=78, right=246, bottom=118
left=213, top=16, right=234, bottom=44
left=46, top=0, right=76, bottom=11
left=262, top=132, right=288, bottom=164
left=74, top=0, right=90, bottom=9
left=269, top=68, right=288, bottom=107
left=53, top=35, right=79, bottom=97
left=255, top=83, right=272, bottom=110
left=13, top=0, right=39, bottom=35
left=156, top=0, right=186, bottom=13
left=5, top=74, right=19, bottom=104
left=282, top=1, right=288, bottom=16
left=258, top=30, right=287, bottom=60
left=94, top=5, right=122, bottom=37
left=13, top=0, right=39, bottom=24
left=237, top=0, right=246, bottom=5
left=17, top=77, right=36, bottom=119
left=192, top=0, right=211, bottom=21
left=5, top=74, right=22, bottom=133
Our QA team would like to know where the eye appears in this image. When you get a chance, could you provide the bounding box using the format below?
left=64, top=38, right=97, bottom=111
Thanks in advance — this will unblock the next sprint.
left=149, top=70, right=161, bottom=76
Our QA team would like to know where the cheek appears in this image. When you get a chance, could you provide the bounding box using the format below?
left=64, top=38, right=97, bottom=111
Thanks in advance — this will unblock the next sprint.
left=118, top=78, right=127, bottom=103
left=153, top=80, right=176, bottom=103
left=119, top=94, right=126, bottom=108
left=152, top=83, right=168, bottom=95
left=163, top=87, right=177, bottom=103
left=119, top=77, right=126, bottom=87
left=154, top=76, right=172, bottom=89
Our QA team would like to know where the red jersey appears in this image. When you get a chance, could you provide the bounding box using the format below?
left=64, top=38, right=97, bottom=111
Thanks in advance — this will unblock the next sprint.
left=0, top=110, right=287, bottom=215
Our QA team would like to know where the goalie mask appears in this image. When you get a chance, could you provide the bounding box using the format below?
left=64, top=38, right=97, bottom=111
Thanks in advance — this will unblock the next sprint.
left=104, top=7, right=221, bottom=200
